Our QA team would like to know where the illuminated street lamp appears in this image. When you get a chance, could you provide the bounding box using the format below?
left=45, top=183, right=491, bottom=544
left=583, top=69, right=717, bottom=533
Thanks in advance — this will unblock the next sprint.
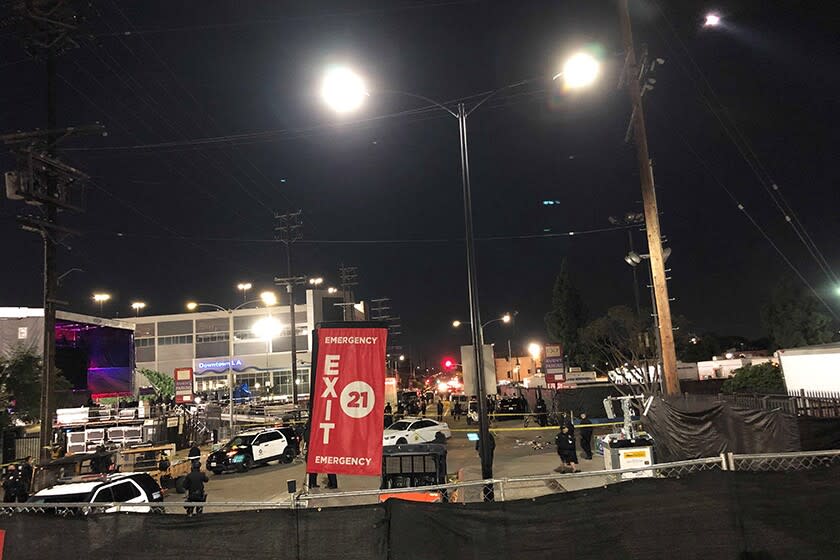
left=528, top=342, right=542, bottom=375
left=704, top=13, right=721, bottom=27
left=237, top=282, right=252, bottom=303
left=328, top=287, right=338, bottom=294
left=185, top=291, right=279, bottom=432
left=130, top=301, right=146, bottom=316
left=92, top=293, right=111, bottom=315
left=323, top=53, right=599, bottom=499
left=308, top=277, right=324, bottom=286
left=554, top=52, right=601, bottom=90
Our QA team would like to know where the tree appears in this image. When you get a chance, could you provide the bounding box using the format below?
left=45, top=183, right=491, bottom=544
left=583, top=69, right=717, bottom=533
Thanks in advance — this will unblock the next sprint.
left=721, top=362, right=785, bottom=394
left=544, top=260, right=586, bottom=364
left=762, top=276, right=835, bottom=350
left=138, top=368, right=174, bottom=400
left=579, top=305, right=659, bottom=395
left=0, top=345, right=73, bottom=426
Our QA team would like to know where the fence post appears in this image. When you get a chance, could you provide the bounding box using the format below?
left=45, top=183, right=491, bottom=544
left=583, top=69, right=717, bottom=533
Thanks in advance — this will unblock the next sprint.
left=726, top=452, right=735, bottom=471
left=720, top=453, right=728, bottom=471
left=497, top=478, right=506, bottom=502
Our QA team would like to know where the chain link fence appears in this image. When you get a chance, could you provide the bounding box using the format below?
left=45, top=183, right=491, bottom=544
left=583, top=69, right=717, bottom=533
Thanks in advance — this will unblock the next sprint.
left=2, top=450, right=838, bottom=516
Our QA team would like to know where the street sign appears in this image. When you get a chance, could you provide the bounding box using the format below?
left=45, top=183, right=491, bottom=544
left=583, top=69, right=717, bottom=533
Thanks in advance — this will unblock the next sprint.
left=307, top=326, right=387, bottom=476
left=546, top=373, right=565, bottom=384
left=174, top=367, right=194, bottom=404
left=544, top=344, right=564, bottom=375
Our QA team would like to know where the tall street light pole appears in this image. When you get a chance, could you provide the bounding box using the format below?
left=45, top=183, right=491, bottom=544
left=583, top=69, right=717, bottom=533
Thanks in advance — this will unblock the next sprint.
left=188, top=292, right=277, bottom=433
left=321, top=54, right=599, bottom=499
left=618, top=0, right=680, bottom=396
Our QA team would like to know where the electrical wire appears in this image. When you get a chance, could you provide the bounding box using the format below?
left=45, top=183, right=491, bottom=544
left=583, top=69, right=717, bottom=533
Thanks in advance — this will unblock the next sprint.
left=652, top=1, right=839, bottom=287
left=78, top=223, right=638, bottom=245
left=653, top=108, right=839, bottom=321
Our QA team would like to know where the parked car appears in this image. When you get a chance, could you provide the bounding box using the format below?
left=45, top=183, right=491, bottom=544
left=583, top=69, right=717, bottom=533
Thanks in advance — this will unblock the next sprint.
left=27, top=473, right=163, bottom=514
left=495, top=397, right=529, bottom=420
left=383, top=417, right=451, bottom=445
left=206, top=427, right=299, bottom=474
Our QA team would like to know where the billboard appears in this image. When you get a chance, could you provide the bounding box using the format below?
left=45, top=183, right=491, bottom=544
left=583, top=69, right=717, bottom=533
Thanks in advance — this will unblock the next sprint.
left=174, top=367, right=194, bottom=404
left=307, top=326, right=387, bottom=476
left=544, top=344, right=565, bottom=376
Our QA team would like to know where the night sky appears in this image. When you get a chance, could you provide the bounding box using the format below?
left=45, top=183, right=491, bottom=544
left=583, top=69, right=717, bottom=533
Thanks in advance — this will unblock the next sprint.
left=1, top=1, right=838, bottom=364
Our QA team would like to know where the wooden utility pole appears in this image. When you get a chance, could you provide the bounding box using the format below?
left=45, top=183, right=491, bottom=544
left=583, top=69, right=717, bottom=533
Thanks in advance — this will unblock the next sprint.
left=618, top=0, right=680, bottom=396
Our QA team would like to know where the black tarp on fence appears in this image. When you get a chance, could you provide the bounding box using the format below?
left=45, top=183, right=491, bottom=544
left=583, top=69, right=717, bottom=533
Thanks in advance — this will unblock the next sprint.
left=3, top=467, right=840, bottom=559
left=644, top=397, right=800, bottom=462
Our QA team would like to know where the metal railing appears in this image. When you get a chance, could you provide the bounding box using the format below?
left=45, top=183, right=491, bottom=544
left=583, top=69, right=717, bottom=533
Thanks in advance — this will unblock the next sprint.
left=2, top=449, right=838, bottom=515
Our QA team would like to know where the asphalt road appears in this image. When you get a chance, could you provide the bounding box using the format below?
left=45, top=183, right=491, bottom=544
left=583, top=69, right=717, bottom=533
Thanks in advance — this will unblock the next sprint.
left=164, top=418, right=602, bottom=507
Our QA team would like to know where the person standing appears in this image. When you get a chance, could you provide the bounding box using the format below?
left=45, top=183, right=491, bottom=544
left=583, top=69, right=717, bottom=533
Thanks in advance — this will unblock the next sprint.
left=555, top=425, right=579, bottom=473
left=452, top=401, right=462, bottom=422
left=534, top=398, right=547, bottom=427
left=436, top=400, right=444, bottom=422
left=475, top=431, right=496, bottom=466
left=183, top=461, right=209, bottom=516
left=578, top=412, right=593, bottom=460
left=20, top=457, right=34, bottom=497
left=2, top=465, right=24, bottom=503
left=187, top=442, right=201, bottom=463
left=419, top=399, right=427, bottom=418
left=384, top=402, right=394, bottom=428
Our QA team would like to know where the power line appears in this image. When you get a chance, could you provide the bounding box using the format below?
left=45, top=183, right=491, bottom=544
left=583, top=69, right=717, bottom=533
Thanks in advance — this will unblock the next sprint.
left=655, top=111, right=839, bottom=321
left=78, top=223, right=639, bottom=245
left=652, top=1, right=839, bottom=287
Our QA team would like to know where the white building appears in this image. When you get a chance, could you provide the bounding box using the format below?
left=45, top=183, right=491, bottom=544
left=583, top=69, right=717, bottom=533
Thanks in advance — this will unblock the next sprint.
left=777, top=342, right=840, bottom=393
left=131, top=289, right=359, bottom=399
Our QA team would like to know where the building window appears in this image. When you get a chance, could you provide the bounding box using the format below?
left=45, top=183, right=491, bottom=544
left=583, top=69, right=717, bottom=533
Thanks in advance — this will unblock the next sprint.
left=158, top=335, right=193, bottom=346
left=135, top=338, right=155, bottom=348
left=196, top=332, right=230, bottom=343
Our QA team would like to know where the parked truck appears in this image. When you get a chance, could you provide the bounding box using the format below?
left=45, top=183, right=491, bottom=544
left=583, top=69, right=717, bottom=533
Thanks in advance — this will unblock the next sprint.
left=777, top=342, right=840, bottom=393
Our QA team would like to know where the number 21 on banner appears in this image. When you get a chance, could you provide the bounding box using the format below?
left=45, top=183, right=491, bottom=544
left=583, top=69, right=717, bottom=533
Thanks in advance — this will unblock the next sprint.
left=340, top=381, right=375, bottom=419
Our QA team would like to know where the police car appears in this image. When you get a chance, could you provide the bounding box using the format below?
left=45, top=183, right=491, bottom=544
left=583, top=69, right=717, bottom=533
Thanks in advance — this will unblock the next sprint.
left=383, top=417, right=452, bottom=445
left=206, top=427, right=300, bottom=474
left=27, top=473, right=163, bottom=514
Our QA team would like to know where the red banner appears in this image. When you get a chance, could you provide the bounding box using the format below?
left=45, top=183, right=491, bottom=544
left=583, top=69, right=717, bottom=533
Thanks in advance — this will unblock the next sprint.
left=307, top=327, right=387, bottom=476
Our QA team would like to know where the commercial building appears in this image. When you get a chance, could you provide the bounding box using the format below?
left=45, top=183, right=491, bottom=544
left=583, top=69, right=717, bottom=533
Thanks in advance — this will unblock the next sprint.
left=131, top=289, right=361, bottom=400
left=0, top=307, right=135, bottom=397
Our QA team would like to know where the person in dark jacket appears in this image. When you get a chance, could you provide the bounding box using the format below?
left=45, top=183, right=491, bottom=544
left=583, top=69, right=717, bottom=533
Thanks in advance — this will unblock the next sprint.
left=555, top=425, right=579, bottom=472
left=187, top=442, right=201, bottom=462
left=183, top=461, right=209, bottom=516
left=20, top=457, right=34, bottom=495
left=436, top=400, right=444, bottom=421
left=452, top=401, right=462, bottom=421
left=384, top=403, right=394, bottom=428
left=578, top=412, right=593, bottom=460
left=2, top=465, right=25, bottom=503
left=475, top=432, right=496, bottom=465
left=534, top=398, right=548, bottom=427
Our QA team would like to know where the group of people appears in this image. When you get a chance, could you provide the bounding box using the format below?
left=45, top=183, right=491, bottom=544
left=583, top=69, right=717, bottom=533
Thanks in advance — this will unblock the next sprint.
left=555, top=412, right=594, bottom=473
left=2, top=457, right=34, bottom=503
left=383, top=398, right=448, bottom=427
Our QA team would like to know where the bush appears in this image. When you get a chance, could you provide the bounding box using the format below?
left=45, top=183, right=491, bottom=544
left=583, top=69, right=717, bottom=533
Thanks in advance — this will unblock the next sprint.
left=721, top=362, right=785, bottom=394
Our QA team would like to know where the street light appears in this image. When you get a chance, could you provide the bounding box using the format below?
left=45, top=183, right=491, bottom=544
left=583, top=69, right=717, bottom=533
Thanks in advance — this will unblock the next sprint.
left=452, top=313, right=513, bottom=331
left=327, top=287, right=338, bottom=294
left=130, top=301, right=146, bottom=316
left=528, top=342, right=541, bottom=375
left=237, top=282, right=252, bottom=302
left=251, top=316, right=284, bottom=340
left=323, top=53, right=599, bottom=499
left=555, top=52, right=601, bottom=90
left=308, top=277, right=324, bottom=286
left=186, top=292, right=279, bottom=433
left=704, top=13, right=721, bottom=27
left=92, top=293, right=111, bottom=315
